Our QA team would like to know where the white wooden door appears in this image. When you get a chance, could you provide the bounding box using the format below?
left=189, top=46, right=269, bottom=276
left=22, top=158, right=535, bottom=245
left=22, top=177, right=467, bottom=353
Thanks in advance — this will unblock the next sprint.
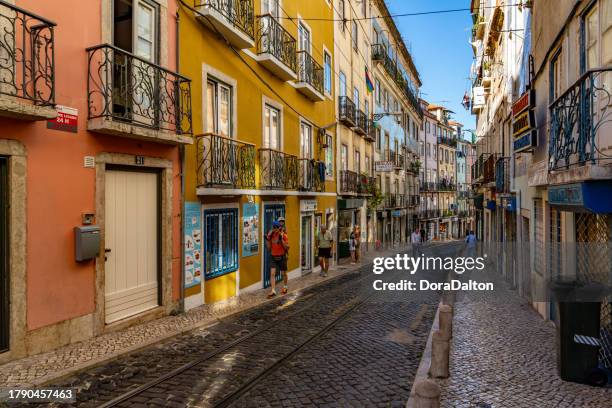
left=105, top=169, right=159, bottom=323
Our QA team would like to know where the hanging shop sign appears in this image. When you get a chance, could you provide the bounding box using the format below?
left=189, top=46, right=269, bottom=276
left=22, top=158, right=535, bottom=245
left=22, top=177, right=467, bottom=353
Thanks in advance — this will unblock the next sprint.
left=548, top=181, right=612, bottom=213
left=47, top=105, right=78, bottom=133
left=242, top=203, right=259, bottom=257
left=472, top=86, right=485, bottom=108
left=184, top=202, right=202, bottom=289
left=375, top=161, right=394, bottom=172
left=512, top=89, right=537, bottom=153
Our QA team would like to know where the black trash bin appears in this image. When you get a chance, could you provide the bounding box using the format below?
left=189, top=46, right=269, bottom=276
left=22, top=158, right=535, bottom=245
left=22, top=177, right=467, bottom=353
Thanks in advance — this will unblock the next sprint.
left=553, top=281, right=608, bottom=385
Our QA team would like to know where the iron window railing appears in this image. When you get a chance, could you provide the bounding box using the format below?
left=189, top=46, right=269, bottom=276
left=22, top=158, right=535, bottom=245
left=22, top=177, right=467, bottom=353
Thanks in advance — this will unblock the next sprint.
left=340, top=169, right=359, bottom=194
left=357, top=174, right=375, bottom=195
left=338, top=96, right=356, bottom=126
left=256, top=14, right=296, bottom=73
left=87, top=44, right=193, bottom=135
left=296, top=50, right=324, bottom=95
left=495, top=156, right=511, bottom=194
left=394, top=152, right=405, bottom=169
left=298, top=158, right=325, bottom=192
left=259, top=148, right=298, bottom=190
left=0, top=1, right=55, bottom=106
left=354, top=109, right=368, bottom=135
left=195, top=0, right=254, bottom=39
left=203, top=208, right=239, bottom=280
left=549, top=67, right=612, bottom=171
left=384, top=194, right=404, bottom=209
left=196, top=133, right=256, bottom=189
left=483, top=153, right=498, bottom=184
left=437, top=136, right=458, bottom=147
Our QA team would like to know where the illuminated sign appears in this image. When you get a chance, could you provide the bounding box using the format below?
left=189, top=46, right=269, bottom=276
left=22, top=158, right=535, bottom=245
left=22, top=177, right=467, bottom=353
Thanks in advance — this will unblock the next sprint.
left=514, top=130, right=537, bottom=153
left=511, top=89, right=537, bottom=154
left=472, top=86, right=485, bottom=107
left=511, top=89, right=535, bottom=117
left=512, top=110, right=535, bottom=137
left=548, top=184, right=584, bottom=206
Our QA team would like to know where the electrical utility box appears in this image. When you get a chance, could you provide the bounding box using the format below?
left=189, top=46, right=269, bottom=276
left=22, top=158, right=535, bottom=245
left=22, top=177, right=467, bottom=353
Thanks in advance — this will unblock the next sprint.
left=74, top=226, right=100, bottom=262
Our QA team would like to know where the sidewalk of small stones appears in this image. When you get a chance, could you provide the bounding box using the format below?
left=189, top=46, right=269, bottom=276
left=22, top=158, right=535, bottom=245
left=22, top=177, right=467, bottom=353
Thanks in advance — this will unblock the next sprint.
left=0, top=243, right=414, bottom=388
left=437, top=279, right=612, bottom=408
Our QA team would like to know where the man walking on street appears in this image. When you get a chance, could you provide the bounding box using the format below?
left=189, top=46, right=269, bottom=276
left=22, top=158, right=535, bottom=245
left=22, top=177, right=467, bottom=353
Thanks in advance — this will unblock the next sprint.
left=317, top=224, right=334, bottom=277
left=266, top=220, right=289, bottom=298
left=411, top=229, right=422, bottom=257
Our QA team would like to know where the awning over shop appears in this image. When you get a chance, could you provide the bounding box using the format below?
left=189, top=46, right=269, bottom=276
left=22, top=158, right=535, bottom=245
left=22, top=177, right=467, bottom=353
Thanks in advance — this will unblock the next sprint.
left=548, top=181, right=612, bottom=213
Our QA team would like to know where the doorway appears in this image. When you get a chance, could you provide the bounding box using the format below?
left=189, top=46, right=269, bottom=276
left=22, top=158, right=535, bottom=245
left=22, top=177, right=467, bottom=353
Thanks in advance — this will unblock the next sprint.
left=104, top=167, right=161, bottom=324
left=301, top=214, right=313, bottom=272
left=0, top=157, right=8, bottom=352
left=263, top=203, right=285, bottom=288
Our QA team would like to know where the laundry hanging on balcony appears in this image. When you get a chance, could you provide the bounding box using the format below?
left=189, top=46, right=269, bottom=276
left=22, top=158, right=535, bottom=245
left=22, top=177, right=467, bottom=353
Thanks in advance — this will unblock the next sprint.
left=317, top=161, right=326, bottom=182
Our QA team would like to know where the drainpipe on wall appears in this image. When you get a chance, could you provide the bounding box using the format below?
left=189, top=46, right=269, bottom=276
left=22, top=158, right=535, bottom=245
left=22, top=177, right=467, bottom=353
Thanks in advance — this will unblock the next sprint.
left=176, top=10, right=186, bottom=314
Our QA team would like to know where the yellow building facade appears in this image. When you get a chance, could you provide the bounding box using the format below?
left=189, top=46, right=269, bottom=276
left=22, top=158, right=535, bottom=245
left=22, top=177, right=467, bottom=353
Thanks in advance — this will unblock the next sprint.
left=179, top=0, right=337, bottom=306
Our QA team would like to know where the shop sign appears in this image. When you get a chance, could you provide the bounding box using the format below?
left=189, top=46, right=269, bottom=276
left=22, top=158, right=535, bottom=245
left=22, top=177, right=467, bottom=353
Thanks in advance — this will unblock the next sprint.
left=472, top=86, right=485, bottom=107
left=47, top=105, right=78, bottom=133
left=514, top=130, right=537, bottom=153
left=375, top=161, right=394, bottom=172
left=512, top=90, right=537, bottom=154
left=511, top=89, right=534, bottom=117
left=300, top=199, right=317, bottom=212
left=242, top=203, right=259, bottom=257
left=184, top=202, right=202, bottom=289
left=548, top=184, right=583, bottom=206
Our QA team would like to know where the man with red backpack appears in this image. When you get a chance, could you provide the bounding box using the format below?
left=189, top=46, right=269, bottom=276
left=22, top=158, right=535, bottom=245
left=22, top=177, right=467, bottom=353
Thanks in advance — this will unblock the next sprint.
left=266, top=219, right=290, bottom=298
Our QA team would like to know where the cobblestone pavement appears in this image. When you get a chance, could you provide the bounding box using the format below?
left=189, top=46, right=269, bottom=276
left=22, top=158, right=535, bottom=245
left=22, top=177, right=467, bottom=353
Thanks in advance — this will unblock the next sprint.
left=32, top=243, right=453, bottom=407
left=0, top=243, right=413, bottom=388
left=438, top=279, right=612, bottom=408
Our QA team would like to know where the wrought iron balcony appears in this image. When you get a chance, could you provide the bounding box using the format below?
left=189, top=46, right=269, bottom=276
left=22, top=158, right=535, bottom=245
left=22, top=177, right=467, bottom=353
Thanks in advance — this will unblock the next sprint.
left=420, top=181, right=456, bottom=192
left=471, top=153, right=489, bottom=183
left=483, top=154, right=498, bottom=184
left=256, top=14, right=297, bottom=80
left=298, top=158, right=325, bottom=192
left=495, top=156, right=511, bottom=194
left=394, top=152, right=405, bottom=170
left=438, top=136, right=457, bottom=147
left=338, top=96, right=356, bottom=127
left=259, top=148, right=298, bottom=190
left=354, top=109, right=368, bottom=135
left=195, top=0, right=255, bottom=49
left=549, top=67, right=612, bottom=174
left=384, top=194, right=404, bottom=209
left=357, top=174, right=375, bottom=195
left=0, top=1, right=56, bottom=120
left=87, top=44, right=193, bottom=144
left=364, top=121, right=376, bottom=142
left=295, top=51, right=324, bottom=101
left=406, top=195, right=419, bottom=207
left=339, top=169, right=359, bottom=194
left=196, top=133, right=256, bottom=190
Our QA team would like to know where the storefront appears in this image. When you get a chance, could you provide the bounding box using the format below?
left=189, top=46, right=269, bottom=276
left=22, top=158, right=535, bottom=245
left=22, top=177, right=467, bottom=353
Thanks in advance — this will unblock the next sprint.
left=337, top=198, right=364, bottom=258
left=300, top=200, right=317, bottom=274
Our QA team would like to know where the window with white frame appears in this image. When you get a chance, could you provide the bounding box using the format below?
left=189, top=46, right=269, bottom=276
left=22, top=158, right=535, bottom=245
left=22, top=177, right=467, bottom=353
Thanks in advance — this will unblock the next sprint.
left=339, top=71, right=347, bottom=97
left=354, top=150, right=360, bottom=172
left=207, top=78, right=232, bottom=137
left=341, top=144, right=348, bottom=170
left=324, top=51, right=332, bottom=94
left=263, top=104, right=281, bottom=149
left=354, top=87, right=360, bottom=110
left=325, top=134, right=333, bottom=178
left=300, top=121, right=313, bottom=159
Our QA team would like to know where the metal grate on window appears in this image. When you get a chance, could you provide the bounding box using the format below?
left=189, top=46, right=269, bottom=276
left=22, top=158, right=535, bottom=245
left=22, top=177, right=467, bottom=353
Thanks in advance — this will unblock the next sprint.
left=203, top=208, right=239, bottom=280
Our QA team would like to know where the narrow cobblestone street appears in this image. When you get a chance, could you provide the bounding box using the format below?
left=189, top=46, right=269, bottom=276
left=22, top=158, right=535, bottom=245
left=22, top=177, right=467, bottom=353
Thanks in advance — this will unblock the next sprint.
left=32, top=244, right=452, bottom=408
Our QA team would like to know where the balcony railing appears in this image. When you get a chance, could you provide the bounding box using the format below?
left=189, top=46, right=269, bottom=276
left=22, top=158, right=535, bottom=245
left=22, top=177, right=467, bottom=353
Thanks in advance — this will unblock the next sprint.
left=394, top=152, right=405, bottom=169
left=420, top=181, right=456, bottom=192
left=338, top=96, right=356, bottom=126
left=0, top=1, right=55, bottom=106
left=340, top=169, right=359, bottom=194
left=355, top=109, right=368, bottom=135
left=196, top=133, right=256, bottom=189
left=438, top=136, right=457, bottom=147
left=384, top=194, right=404, bottom=209
left=549, top=67, right=612, bottom=171
left=296, top=50, right=324, bottom=97
left=87, top=44, right=192, bottom=135
left=357, top=174, right=375, bottom=195
left=483, top=154, right=498, bottom=184
left=256, top=14, right=297, bottom=74
left=495, top=156, right=511, bottom=194
left=471, top=153, right=489, bottom=182
left=298, top=158, right=325, bottom=192
left=371, top=43, right=423, bottom=118
left=259, top=148, right=298, bottom=190
left=195, top=0, right=255, bottom=40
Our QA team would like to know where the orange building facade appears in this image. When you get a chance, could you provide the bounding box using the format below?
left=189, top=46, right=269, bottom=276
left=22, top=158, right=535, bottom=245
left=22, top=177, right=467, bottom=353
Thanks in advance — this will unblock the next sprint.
left=0, top=0, right=190, bottom=363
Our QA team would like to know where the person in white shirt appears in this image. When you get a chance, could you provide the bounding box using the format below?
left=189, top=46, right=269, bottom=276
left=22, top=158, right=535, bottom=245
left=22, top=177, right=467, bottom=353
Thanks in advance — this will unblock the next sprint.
left=410, top=229, right=422, bottom=257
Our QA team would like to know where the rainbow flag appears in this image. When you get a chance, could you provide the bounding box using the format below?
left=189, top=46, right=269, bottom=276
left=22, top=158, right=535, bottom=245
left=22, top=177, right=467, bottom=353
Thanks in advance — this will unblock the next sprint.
left=365, top=68, right=374, bottom=93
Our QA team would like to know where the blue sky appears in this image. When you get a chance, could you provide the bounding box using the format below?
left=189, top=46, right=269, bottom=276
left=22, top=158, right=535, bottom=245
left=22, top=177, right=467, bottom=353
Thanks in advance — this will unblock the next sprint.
left=386, top=0, right=476, bottom=132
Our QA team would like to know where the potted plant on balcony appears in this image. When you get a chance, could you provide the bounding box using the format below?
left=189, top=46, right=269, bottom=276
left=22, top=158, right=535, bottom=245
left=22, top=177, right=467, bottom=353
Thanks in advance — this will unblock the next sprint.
left=367, top=184, right=384, bottom=211
left=410, top=160, right=422, bottom=173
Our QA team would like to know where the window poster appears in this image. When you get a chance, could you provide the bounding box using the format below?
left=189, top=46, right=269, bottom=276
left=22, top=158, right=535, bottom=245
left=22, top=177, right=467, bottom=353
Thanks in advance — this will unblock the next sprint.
left=242, top=203, right=259, bottom=257
left=184, top=202, right=202, bottom=289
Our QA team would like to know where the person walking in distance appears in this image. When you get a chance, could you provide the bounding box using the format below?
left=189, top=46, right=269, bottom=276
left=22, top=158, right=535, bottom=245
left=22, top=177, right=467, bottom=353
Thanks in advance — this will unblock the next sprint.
left=317, top=224, right=334, bottom=277
left=266, top=220, right=290, bottom=298
left=354, top=226, right=362, bottom=263
left=349, top=226, right=357, bottom=264
left=411, top=229, right=422, bottom=257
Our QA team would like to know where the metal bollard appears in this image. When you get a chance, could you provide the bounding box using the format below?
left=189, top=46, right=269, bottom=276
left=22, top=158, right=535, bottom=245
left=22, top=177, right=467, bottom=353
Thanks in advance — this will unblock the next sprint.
left=438, top=304, right=453, bottom=339
left=413, top=379, right=441, bottom=408
left=429, top=330, right=450, bottom=379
